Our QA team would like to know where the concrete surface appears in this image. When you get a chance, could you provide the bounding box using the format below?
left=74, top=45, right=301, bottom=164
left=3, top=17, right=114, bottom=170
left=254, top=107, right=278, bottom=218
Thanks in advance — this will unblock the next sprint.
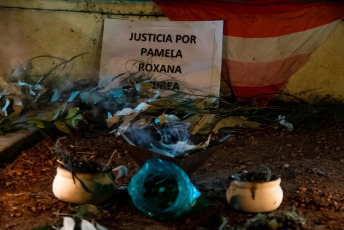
left=0, top=128, right=40, bottom=164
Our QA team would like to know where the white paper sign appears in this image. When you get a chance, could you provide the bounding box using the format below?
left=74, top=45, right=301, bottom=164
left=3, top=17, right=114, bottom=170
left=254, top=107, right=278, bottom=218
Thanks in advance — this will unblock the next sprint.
left=100, top=19, right=223, bottom=98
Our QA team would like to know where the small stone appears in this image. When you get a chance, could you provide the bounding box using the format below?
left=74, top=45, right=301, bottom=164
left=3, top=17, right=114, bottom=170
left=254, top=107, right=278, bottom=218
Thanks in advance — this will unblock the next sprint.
left=299, top=187, right=307, bottom=192
left=246, top=162, right=254, bottom=166
left=340, top=159, right=344, bottom=164
left=286, top=144, right=292, bottom=147
left=239, top=165, right=246, bottom=170
left=331, top=201, right=338, bottom=209
left=283, top=163, right=289, bottom=168
left=314, top=197, right=329, bottom=206
left=117, top=152, right=125, bottom=158
left=341, top=205, right=344, bottom=211
left=6, top=182, right=14, bottom=187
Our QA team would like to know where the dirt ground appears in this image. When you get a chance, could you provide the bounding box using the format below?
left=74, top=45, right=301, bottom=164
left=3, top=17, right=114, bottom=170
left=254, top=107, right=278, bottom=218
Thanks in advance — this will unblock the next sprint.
left=1, top=117, right=344, bottom=230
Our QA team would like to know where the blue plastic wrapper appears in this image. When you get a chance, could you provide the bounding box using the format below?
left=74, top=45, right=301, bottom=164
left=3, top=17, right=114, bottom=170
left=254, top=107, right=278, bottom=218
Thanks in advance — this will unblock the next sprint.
left=128, top=158, right=201, bottom=220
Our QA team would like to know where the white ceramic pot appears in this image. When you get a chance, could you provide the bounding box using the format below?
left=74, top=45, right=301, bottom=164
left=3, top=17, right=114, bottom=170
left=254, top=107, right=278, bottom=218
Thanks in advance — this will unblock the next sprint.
left=52, top=165, right=127, bottom=204
left=226, top=176, right=283, bottom=213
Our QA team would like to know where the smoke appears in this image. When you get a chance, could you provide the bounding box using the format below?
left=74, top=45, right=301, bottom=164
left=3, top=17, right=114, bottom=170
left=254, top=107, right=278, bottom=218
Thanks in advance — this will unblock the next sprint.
left=122, top=122, right=209, bottom=157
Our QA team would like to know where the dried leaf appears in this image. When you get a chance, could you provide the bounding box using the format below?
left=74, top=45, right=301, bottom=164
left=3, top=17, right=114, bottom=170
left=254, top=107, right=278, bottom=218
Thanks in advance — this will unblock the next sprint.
left=115, top=108, right=135, bottom=116
left=41, top=109, right=59, bottom=121
left=191, top=114, right=216, bottom=135
left=164, top=114, right=180, bottom=123
left=117, top=112, right=138, bottom=133
left=213, top=116, right=260, bottom=132
left=136, top=82, right=152, bottom=94
left=134, top=102, right=150, bottom=112
left=132, top=117, right=150, bottom=129
left=148, top=98, right=174, bottom=108
left=185, top=115, right=201, bottom=131
left=156, top=113, right=166, bottom=125
left=106, top=116, right=120, bottom=128
left=11, top=96, right=23, bottom=114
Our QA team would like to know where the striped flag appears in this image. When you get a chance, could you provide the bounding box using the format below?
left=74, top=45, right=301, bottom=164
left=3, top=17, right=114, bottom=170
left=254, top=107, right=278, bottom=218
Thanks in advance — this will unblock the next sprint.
left=153, top=0, right=344, bottom=104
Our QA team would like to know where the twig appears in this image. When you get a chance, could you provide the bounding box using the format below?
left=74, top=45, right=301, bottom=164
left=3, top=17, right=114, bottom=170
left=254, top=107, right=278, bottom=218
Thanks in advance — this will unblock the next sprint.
left=53, top=212, right=72, bottom=216
left=76, top=151, right=96, bottom=155
left=106, top=150, right=117, bottom=168
left=56, top=159, right=64, bottom=165
left=44, top=141, right=54, bottom=155
left=34, top=52, right=88, bottom=86
left=3, top=192, right=53, bottom=197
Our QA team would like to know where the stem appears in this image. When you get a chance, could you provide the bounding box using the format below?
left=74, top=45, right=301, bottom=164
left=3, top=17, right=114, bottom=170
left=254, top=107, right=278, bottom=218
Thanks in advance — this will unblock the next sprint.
left=34, top=53, right=88, bottom=87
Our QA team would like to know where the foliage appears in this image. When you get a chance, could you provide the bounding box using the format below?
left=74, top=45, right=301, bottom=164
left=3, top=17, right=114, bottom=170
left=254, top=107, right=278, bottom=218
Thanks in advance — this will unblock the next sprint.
left=212, top=207, right=306, bottom=230
left=2, top=54, right=344, bottom=138
left=33, top=204, right=107, bottom=230
left=53, top=136, right=111, bottom=173
left=0, top=55, right=86, bottom=134
left=234, top=206, right=307, bottom=230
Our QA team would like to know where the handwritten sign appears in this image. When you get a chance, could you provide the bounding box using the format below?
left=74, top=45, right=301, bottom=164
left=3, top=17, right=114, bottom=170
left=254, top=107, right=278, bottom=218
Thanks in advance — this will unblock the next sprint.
left=99, top=19, right=223, bottom=98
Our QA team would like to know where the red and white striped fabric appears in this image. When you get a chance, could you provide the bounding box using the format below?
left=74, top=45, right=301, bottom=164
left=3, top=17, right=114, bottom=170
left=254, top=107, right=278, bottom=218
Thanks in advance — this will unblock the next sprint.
left=153, top=0, right=344, bottom=104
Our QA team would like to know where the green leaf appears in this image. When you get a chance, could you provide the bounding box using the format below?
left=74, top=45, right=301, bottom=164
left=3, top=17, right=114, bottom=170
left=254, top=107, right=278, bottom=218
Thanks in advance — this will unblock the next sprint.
left=66, top=114, right=83, bottom=128
left=28, top=118, right=45, bottom=129
left=54, top=121, right=71, bottom=133
left=65, top=107, right=79, bottom=119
